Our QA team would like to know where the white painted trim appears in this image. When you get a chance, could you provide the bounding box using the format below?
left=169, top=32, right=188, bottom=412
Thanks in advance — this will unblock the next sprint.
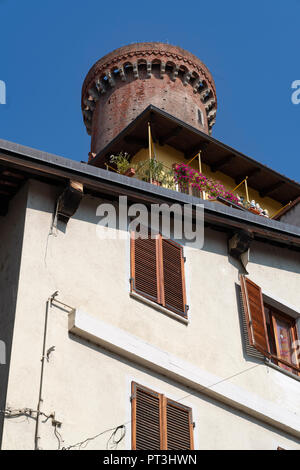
left=69, top=309, right=300, bottom=439
left=130, top=291, right=189, bottom=325
left=262, top=288, right=300, bottom=342
left=265, top=359, right=300, bottom=382
left=262, top=290, right=300, bottom=319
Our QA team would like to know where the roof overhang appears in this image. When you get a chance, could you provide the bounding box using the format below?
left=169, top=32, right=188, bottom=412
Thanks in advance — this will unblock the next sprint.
left=0, top=138, right=300, bottom=251
left=273, top=196, right=300, bottom=221
left=90, top=105, right=300, bottom=206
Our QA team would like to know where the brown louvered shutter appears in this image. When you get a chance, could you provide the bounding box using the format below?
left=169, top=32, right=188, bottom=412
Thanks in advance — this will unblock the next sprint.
left=166, top=399, right=194, bottom=450
left=240, top=275, right=270, bottom=356
left=238, top=286, right=265, bottom=361
left=131, top=383, right=161, bottom=450
left=131, top=233, right=187, bottom=316
left=161, top=238, right=187, bottom=317
left=131, top=233, right=159, bottom=303
left=132, top=382, right=194, bottom=450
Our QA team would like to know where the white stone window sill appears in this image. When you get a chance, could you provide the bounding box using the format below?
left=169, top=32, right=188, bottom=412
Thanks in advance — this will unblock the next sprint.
left=130, top=291, right=189, bottom=325
left=265, top=359, right=300, bottom=382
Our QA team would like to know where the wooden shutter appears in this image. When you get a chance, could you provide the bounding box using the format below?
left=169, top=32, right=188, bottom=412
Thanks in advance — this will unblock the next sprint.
left=240, top=275, right=270, bottom=356
left=238, top=286, right=265, bottom=361
left=161, top=238, right=187, bottom=317
left=131, top=233, right=160, bottom=303
left=166, top=399, right=194, bottom=450
left=131, top=382, right=161, bottom=450
left=131, top=233, right=187, bottom=317
left=132, top=382, right=194, bottom=450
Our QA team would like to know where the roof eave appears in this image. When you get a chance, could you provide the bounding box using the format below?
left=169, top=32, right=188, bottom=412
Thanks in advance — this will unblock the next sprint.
left=0, top=138, right=299, bottom=250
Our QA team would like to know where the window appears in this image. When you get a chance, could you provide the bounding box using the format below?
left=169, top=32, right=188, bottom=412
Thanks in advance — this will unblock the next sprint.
left=130, top=232, right=188, bottom=318
left=265, top=305, right=299, bottom=374
left=197, top=108, right=203, bottom=126
left=131, top=382, right=194, bottom=450
left=240, top=275, right=300, bottom=376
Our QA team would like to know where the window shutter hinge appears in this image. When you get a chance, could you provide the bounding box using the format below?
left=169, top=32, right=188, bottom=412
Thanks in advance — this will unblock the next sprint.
left=185, top=304, right=189, bottom=314
left=193, top=422, right=196, bottom=429
left=183, top=256, right=186, bottom=263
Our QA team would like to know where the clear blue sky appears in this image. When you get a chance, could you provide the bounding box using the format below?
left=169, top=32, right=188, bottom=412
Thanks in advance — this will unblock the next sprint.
left=0, top=0, right=299, bottom=181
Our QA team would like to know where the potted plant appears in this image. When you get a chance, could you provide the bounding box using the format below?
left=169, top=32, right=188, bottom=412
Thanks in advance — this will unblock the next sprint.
left=110, top=152, right=135, bottom=176
left=173, top=163, right=241, bottom=205
left=124, top=167, right=136, bottom=177
left=135, top=159, right=175, bottom=189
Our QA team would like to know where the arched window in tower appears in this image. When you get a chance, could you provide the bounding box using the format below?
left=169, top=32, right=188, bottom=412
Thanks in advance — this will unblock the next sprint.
left=197, top=108, right=203, bottom=126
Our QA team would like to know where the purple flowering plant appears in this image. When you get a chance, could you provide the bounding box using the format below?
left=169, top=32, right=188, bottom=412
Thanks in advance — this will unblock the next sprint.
left=173, top=163, right=241, bottom=205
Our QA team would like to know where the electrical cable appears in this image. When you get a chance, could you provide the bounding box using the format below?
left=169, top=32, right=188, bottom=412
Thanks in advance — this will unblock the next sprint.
left=54, top=424, right=64, bottom=450
left=175, top=363, right=262, bottom=404
left=62, top=424, right=126, bottom=450
left=106, top=425, right=126, bottom=450
left=62, top=362, right=263, bottom=450
left=1, top=407, right=54, bottom=421
left=1, top=363, right=262, bottom=450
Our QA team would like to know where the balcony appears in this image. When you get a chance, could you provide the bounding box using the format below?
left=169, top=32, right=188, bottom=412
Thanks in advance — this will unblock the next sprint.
left=108, top=154, right=272, bottom=218
left=90, top=106, right=299, bottom=218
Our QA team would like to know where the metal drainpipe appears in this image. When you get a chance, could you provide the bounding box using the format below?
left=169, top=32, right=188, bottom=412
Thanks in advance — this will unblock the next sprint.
left=34, top=295, right=53, bottom=450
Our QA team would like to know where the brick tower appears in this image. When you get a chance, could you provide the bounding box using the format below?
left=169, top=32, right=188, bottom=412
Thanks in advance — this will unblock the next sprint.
left=81, top=42, right=217, bottom=160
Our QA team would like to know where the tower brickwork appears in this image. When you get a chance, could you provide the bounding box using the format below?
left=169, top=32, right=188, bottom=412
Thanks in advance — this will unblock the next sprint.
left=81, top=43, right=217, bottom=158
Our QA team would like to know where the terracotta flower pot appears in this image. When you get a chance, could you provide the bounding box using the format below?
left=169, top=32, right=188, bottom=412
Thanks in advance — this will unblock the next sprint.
left=249, top=207, right=261, bottom=215
left=124, top=167, right=136, bottom=177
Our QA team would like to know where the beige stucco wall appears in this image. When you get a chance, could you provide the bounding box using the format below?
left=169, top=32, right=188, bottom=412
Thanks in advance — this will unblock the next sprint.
left=0, top=185, right=28, bottom=444
left=1, top=179, right=299, bottom=449
left=4, top=324, right=300, bottom=450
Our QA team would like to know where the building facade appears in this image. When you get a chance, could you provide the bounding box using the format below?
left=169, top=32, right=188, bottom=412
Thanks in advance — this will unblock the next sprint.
left=0, top=43, right=299, bottom=450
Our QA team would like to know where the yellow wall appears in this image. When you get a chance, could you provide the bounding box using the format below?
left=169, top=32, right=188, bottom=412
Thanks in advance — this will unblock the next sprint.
left=131, top=144, right=282, bottom=216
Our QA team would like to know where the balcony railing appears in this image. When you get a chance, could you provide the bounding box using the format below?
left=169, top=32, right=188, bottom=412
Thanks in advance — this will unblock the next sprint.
left=108, top=155, right=271, bottom=218
left=172, top=163, right=271, bottom=216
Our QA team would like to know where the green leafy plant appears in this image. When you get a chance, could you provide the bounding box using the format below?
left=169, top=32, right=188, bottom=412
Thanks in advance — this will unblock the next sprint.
left=110, top=153, right=175, bottom=189
left=134, top=159, right=175, bottom=189
left=110, top=152, right=132, bottom=174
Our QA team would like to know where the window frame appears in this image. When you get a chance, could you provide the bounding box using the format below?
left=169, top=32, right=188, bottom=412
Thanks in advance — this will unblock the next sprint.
left=265, top=304, right=299, bottom=374
left=130, top=232, right=188, bottom=319
left=131, top=381, right=194, bottom=450
left=197, top=108, right=204, bottom=126
left=240, top=274, right=300, bottom=377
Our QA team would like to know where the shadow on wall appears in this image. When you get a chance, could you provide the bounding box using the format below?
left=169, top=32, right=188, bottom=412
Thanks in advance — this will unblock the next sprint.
left=26, top=179, right=300, bottom=275
left=68, top=331, right=300, bottom=449
left=234, top=283, right=264, bottom=365
left=249, top=240, right=300, bottom=275
left=0, top=185, right=28, bottom=448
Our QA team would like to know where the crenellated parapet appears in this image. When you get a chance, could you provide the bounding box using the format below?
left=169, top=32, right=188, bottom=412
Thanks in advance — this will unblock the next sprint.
left=81, top=43, right=217, bottom=156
